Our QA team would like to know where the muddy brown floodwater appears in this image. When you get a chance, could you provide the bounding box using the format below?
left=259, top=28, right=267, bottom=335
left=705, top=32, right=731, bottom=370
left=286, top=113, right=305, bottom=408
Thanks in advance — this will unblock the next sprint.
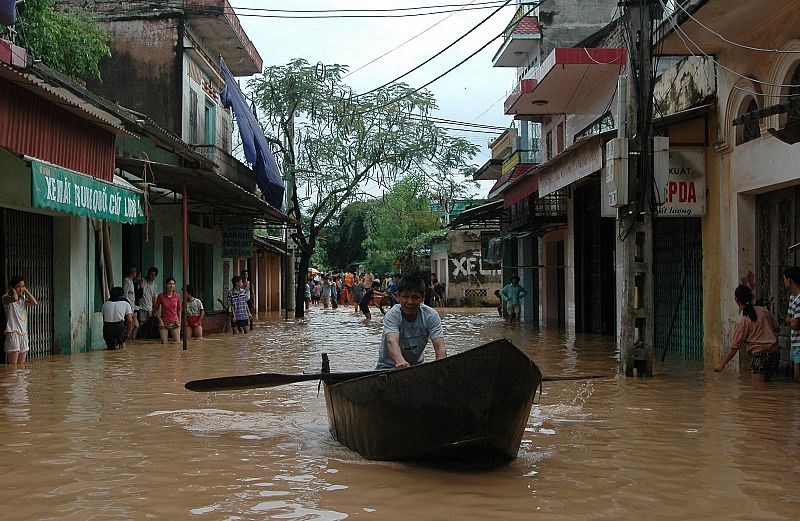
left=2, top=307, right=800, bottom=520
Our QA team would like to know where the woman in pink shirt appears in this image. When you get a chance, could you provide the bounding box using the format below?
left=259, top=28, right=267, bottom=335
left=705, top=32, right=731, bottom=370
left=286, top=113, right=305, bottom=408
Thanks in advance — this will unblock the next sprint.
left=715, top=285, right=780, bottom=382
left=153, top=277, right=182, bottom=344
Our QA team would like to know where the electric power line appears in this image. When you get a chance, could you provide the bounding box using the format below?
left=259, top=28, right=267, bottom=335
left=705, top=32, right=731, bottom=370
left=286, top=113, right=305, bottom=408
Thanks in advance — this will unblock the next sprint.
left=179, top=3, right=514, bottom=19
left=668, top=0, right=800, bottom=54
left=406, top=113, right=508, bottom=130
left=356, top=0, right=514, bottom=97
left=667, top=11, right=800, bottom=97
left=439, top=126, right=502, bottom=134
left=354, top=29, right=505, bottom=116
left=230, top=1, right=507, bottom=14
left=343, top=0, right=482, bottom=79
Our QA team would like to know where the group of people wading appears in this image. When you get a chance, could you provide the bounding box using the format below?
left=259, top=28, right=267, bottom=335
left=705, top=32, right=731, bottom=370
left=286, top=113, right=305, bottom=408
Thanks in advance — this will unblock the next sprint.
left=304, top=269, right=446, bottom=321
left=9, top=264, right=800, bottom=380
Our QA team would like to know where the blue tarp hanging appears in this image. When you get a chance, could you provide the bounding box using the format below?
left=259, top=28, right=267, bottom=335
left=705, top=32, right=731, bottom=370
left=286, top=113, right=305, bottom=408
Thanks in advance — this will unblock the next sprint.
left=0, top=0, right=17, bottom=26
left=219, top=58, right=285, bottom=211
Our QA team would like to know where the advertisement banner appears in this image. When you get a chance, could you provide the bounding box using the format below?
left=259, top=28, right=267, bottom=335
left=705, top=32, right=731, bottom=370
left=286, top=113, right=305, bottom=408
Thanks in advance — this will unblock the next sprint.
left=31, top=160, right=145, bottom=224
left=222, top=216, right=254, bottom=258
left=655, top=148, right=706, bottom=217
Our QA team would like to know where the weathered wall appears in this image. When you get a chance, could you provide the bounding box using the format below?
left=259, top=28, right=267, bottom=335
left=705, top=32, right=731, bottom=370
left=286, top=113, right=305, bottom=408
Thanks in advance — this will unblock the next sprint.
left=85, top=17, right=184, bottom=136
left=446, top=230, right=502, bottom=305
left=537, top=0, right=619, bottom=57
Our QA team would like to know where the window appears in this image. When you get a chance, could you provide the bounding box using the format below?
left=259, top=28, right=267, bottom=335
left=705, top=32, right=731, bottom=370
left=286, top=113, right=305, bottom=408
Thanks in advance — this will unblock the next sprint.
left=574, top=112, right=614, bottom=142
left=556, top=122, right=565, bottom=154
left=736, top=97, right=760, bottom=145
left=545, top=130, right=553, bottom=160
left=788, top=64, right=800, bottom=126
left=189, top=90, right=199, bottom=144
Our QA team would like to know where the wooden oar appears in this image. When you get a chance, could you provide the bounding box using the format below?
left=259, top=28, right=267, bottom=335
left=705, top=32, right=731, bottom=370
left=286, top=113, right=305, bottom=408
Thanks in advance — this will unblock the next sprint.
left=184, top=370, right=385, bottom=392
left=184, top=372, right=606, bottom=392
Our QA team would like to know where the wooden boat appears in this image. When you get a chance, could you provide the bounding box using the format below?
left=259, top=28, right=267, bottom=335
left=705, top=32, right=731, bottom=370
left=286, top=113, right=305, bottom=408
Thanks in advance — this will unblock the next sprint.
left=322, top=338, right=542, bottom=461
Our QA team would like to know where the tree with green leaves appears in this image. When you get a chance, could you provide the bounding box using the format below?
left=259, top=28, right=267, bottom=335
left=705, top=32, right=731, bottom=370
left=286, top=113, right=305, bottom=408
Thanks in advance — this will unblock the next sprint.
left=323, top=201, right=369, bottom=271
left=362, top=174, right=441, bottom=274
left=250, top=59, right=478, bottom=317
left=15, top=0, right=111, bottom=80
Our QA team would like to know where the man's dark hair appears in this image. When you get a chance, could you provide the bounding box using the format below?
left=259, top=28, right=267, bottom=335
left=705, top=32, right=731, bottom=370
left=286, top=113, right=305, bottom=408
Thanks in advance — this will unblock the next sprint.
left=186, top=285, right=195, bottom=296
left=231, top=275, right=242, bottom=286
left=397, top=274, right=426, bottom=295
left=109, top=286, right=125, bottom=299
left=8, top=275, right=23, bottom=288
left=785, top=266, right=800, bottom=286
left=148, top=266, right=158, bottom=275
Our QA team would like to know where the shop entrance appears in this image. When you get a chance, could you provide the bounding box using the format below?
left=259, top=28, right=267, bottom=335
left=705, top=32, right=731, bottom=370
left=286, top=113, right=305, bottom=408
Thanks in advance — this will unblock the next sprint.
left=0, top=208, right=54, bottom=359
left=574, top=183, right=616, bottom=335
left=654, top=217, right=703, bottom=361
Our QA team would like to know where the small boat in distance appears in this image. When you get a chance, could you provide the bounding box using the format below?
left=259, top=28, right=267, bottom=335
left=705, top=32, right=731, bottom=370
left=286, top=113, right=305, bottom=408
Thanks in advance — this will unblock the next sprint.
left=322, top=338, right=542, bottom=461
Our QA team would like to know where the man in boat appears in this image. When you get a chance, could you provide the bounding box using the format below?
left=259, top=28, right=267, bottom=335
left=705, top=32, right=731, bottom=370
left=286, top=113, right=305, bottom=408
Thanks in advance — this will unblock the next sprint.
left=376, top=274, right=447, bottom=370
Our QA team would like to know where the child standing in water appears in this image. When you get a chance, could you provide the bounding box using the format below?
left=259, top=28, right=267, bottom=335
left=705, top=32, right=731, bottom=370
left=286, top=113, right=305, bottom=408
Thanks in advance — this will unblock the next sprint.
left=715, top=285, right=780, bottom=382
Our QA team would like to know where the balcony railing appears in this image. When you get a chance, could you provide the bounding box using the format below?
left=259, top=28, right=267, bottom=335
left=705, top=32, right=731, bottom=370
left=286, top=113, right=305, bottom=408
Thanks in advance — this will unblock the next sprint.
left=190, top=144, right=256, bottom=192
left=504, top=5, right=534, bottom=38
left=501, top=149, right=538, bottom=176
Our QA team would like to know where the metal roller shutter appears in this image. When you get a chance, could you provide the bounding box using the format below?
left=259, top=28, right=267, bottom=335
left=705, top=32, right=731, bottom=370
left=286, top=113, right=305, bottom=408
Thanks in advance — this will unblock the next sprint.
left=2, top=208, right=54, bottom=359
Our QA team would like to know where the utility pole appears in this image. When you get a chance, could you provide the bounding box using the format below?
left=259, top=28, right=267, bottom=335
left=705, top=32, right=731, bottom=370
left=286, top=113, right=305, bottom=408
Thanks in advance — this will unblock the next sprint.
left=617, top=0, right=656, bottom=377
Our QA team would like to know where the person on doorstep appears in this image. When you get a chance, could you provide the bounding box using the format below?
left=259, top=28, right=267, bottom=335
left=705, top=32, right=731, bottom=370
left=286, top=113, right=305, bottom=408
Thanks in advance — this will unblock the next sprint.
left=3, top=275, right=38, bottom=365
left=122, top=266, right=140, bottom=341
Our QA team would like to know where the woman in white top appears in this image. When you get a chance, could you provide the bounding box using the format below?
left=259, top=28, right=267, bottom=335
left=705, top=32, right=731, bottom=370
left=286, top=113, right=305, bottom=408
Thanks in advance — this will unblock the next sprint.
left=3, top=275, right=38, bottom=365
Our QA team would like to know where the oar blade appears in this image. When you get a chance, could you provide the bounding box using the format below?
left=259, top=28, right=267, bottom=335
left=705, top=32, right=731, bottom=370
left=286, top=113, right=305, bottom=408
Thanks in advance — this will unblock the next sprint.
left=541, top=374, right=607, bottom=382
left=185, top=373, right=321, bottom=392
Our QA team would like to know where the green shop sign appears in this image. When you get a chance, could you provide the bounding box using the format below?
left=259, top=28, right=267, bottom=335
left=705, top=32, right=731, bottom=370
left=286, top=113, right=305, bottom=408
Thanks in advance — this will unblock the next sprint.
left=31, top=160, right=145, bottom=224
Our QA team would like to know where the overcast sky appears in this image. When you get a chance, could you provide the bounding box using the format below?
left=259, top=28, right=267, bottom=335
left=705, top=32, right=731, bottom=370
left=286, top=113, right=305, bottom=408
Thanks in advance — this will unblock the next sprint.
left=231, top=0, right=519, bottom=196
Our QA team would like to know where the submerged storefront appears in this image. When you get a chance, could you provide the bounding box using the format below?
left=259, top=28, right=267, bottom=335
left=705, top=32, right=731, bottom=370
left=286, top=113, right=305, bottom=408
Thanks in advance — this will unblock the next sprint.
left=0, top=153, right=146, bottom=357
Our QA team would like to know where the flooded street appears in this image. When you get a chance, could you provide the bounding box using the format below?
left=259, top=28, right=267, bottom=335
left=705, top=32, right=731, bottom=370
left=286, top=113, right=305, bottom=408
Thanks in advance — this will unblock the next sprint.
left=2, top=307, right=800, bottom=520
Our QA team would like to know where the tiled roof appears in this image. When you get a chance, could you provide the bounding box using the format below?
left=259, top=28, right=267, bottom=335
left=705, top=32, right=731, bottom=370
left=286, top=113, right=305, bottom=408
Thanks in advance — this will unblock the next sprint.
left=513, top=16, right=540, bottom=35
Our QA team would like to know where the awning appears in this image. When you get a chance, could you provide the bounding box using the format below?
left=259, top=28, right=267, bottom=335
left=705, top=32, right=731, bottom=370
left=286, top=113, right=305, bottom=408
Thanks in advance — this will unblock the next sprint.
left=474, top=158, right=503, bottom=181
left=536, top=133, right=608, bottom=197
left=654, top=103, right=713, bottom=128
left=504, top=48, right=626, bottom=118
left=28, top=157, right=145, bottom=224
left=503, top=171, right=538, bottom=208
left=448, top=200, right=505, bottom=229
left=115, top=156, right=295, bottom=225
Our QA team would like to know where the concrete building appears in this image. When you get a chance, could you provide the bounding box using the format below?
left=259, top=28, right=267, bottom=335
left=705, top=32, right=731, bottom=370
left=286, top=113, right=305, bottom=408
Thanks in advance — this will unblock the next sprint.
left=659, top=0, right=800, bottom=372
left=60, top=0, right=290, bottom=318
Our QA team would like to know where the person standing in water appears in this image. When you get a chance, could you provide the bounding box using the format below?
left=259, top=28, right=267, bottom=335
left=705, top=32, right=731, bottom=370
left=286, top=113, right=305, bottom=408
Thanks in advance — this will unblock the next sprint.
left=784, top=266, right=800, bottom=382
left=3, top=275, right=38, bottom=365
left=715, top=285, right=780, bottom=382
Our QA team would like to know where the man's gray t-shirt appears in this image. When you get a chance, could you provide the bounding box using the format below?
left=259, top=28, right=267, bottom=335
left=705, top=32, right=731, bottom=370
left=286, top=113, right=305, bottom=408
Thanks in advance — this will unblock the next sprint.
left=377, top=304, right=444, bottom=369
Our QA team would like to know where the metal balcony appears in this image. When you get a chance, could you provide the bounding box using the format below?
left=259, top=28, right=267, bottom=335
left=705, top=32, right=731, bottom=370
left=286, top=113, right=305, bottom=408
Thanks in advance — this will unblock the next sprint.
left=190, top=144, right=256, bottom=193
left=184, top=0, right=263, bottom=75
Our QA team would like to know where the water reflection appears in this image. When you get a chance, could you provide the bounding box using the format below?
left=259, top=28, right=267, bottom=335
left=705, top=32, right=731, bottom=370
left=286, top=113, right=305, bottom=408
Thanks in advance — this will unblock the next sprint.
left=1, top=307, right=799, bottom=520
